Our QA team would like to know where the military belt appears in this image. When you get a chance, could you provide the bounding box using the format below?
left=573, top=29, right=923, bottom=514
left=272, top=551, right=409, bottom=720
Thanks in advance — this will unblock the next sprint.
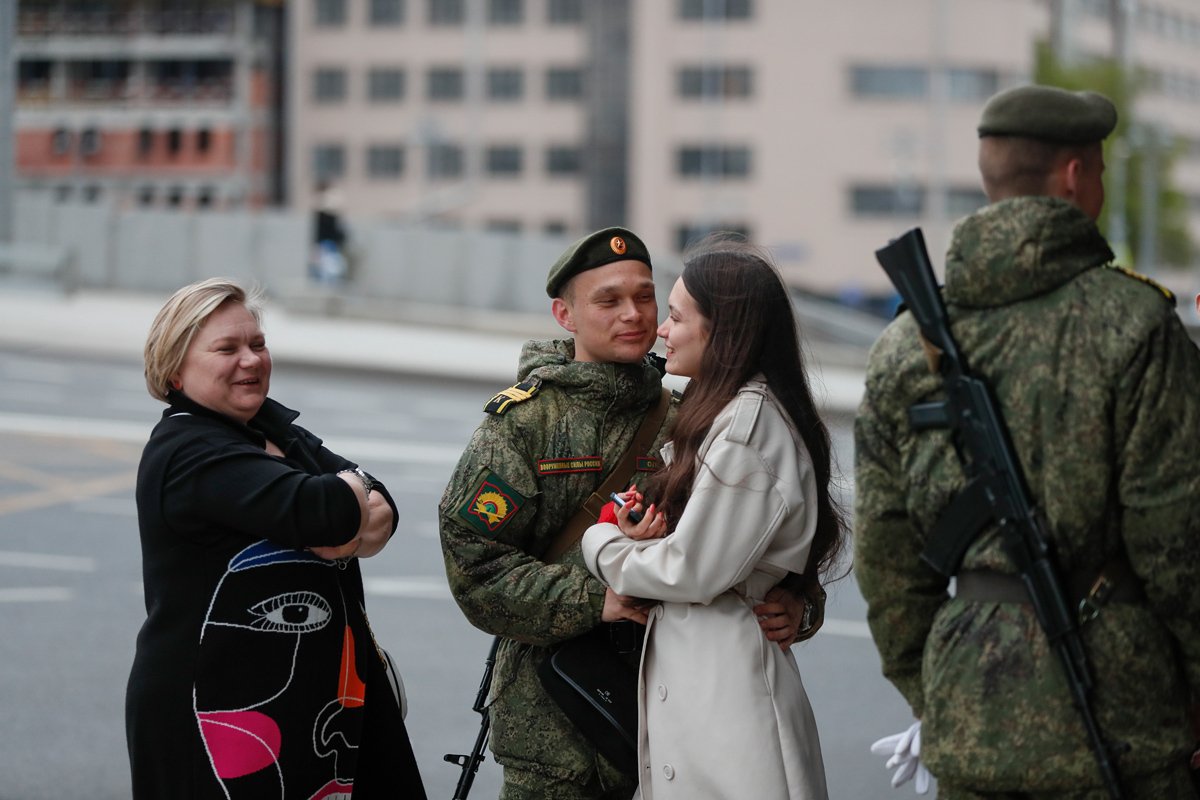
left=956, top=557, right=1144, bottom=622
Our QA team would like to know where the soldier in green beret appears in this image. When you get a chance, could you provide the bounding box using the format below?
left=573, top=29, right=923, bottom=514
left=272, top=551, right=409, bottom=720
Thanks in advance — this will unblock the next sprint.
left=439, top=227, right=814, bottom=799
left=857, top=84, right=1200, bottom=798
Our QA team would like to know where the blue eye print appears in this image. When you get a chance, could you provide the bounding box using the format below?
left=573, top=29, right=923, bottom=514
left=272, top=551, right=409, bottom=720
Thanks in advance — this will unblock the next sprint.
left=248, top=591, right=332, bottom=633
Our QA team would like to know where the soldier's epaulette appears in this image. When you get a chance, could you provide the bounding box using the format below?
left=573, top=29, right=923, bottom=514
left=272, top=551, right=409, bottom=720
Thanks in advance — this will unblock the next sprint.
left=1104, top=263, right=1175, bottom=303
left=484, top=377, right=541, bottom=415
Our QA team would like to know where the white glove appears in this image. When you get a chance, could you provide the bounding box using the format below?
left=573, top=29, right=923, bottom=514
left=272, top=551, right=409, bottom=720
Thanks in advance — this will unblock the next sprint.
left=870, top=720, right=931, bottom=794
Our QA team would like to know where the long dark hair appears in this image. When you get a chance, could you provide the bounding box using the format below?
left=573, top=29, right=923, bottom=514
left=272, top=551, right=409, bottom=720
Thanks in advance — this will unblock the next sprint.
left=654, top=235, right=847, bottom=580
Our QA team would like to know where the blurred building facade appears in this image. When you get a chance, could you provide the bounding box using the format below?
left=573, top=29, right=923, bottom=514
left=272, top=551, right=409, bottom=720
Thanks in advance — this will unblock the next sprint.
left=13, top=0, right=282, bottom=212
left=289, top=0, right=1200, bottom=298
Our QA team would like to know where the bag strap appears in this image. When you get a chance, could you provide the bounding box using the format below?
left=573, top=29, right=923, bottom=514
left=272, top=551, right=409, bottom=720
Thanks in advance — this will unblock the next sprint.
left=541, top=387, right=671, bottom=564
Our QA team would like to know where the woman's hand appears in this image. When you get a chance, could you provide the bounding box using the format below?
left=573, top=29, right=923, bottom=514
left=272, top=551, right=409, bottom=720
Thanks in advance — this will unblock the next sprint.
left=310, top=537, right=361, bottom=561
left=613, top=486, right=668, bottom=541
left=355, top=490, right=393, bottom=558
left=755, top=586, right=802, bottom=650
left=310, top=469, right=391, bottom=561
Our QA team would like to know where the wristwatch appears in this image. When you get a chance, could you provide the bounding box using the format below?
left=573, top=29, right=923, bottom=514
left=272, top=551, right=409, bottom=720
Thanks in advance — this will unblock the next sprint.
left=339, top=467, right=378, bottom=499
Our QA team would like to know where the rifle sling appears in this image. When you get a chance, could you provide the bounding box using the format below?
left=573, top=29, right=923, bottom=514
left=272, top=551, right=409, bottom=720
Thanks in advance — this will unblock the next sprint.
left=541, top=387, right=670, bottom=565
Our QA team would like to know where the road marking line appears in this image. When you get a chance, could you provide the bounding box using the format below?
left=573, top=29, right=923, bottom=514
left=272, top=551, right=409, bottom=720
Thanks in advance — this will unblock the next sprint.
left=0, top=470, right=137, bottom=516
left=0, top=551, right=96, bottom=572
left=0, top=587, right=73, bottom=602
left=364, top=576, right=453, bottom=599
left=0, top=413, right=461, bottom=466
left=819, top=618, right=873, bottom=639
left=0, top=412, right=151, bottom=444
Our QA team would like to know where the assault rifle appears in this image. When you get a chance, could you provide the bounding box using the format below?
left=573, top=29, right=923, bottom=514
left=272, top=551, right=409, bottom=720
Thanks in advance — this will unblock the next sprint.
left=444, top=637, right=500, bottom=799
left=874, top=228, right=1126, bottom=800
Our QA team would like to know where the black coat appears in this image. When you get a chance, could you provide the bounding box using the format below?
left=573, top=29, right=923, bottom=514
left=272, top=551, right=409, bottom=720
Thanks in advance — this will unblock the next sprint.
left=126, top=393, right=425, bottom=799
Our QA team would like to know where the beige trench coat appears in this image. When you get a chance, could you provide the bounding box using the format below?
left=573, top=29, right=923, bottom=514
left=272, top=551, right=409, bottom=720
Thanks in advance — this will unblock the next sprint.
left=582, top=380, right=828, bottom=800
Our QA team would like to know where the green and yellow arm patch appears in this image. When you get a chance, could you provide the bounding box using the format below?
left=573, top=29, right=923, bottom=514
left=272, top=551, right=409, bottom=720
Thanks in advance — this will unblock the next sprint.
left=458, top=471, right=526, bottom=536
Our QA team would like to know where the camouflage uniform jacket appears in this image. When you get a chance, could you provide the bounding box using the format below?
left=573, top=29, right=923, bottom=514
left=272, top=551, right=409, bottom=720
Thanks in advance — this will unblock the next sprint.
left=854, top=196, right=1200, bottom=791
left=439, top=339, right=674, bottom=782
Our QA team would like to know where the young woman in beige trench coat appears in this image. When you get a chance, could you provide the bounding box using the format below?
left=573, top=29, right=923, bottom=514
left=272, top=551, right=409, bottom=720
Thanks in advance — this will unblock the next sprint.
left=581, top=237, right=847, bottom=800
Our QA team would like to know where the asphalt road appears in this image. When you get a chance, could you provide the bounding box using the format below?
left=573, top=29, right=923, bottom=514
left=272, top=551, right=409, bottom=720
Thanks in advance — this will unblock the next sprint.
left=0, top=349, right=920, bottom=800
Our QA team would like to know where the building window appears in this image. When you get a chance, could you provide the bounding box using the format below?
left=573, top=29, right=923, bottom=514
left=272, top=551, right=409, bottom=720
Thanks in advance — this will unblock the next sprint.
left=368, top=68, right=406, bottom=102
left=486, top=219, right=522, bottom=233
left=677, top=145, right=751, bottom=178
left=313, top=143, right=347, bottom=180
left=196, top=187, right=215, bottom=208
left=51, top=128, right=72, bottom=156
left=313, top=67, right=347, bottom=103
left=850, top=183, right=925, bottom=216
left=55, top=185, right=73, bottom=202
left=487, top=68, right=523, bottom=101
left=166, top=128, right=183, bottom=156
left=546, top=67, right=584, bottom=100
left=544, top=219, right=569, bottom=235
left=676, top=222, right=751, bottom=252
left=138, top=186, right=156, bottom=206
left=427, top=143, right=464, bottom=179
left=947, top=68, right=999, bottom=102
left=79, top=128, right=101, bottom=157
left=548, top=0, right=582, bottom=23
left=18, top=59, right=52, bottom=99
left=137, top=128, right=154, bottom=157
left=82, top=185, right=102, bottom=203
left=680, top=0, right=751, bottom=21
left=486, top=145, right=523, bottom=176
left=429, top=0, right=464, bottom=25
left=851, top=65, right=928, bottom=99
left=488, top=0, right=522, bottom=24
left=367, top=144, right=406, bottom=178
left=314, top=0, right=346, bottom=27
left=945, top=186, right=988, bottom=217
left=678, top=65, right=753, bottom=99
left=370, top=0, right=405, bottom=25
left=545, top=145, right=582, bottom=175
left=196, top=127, right=212, bottom=153
left=427, top=67, right=464, bottom=100
left=167, top=186, right=184, bottom=207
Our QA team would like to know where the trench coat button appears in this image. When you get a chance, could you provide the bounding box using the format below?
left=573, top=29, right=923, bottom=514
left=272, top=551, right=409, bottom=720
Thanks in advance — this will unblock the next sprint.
left=656, top=684, right=667, bottom=700
left=663, top=764, right=675, bottom=780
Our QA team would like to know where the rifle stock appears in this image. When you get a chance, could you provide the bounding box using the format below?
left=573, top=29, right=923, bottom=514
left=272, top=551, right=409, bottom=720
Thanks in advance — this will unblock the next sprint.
left=874, top=228, right=1126, bottom=800
left=444, top=637, right=501, bottom=799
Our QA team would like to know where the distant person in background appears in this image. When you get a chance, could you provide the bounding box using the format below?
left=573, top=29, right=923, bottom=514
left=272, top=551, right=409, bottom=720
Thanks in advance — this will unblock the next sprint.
left=312, top=180, right=348, bottom=284
left=127, top=278, right=425, bottom=799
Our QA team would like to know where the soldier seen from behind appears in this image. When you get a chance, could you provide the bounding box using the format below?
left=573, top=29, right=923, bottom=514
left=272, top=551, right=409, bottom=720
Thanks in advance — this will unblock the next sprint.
left=856, top=84, right=1200, bottom=799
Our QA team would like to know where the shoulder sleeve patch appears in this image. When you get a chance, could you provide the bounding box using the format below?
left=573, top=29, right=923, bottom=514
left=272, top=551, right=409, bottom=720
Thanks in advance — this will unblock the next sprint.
left=457, top=470, right=527, bottom=537
left=1105, top=263, right=1175, bottom=303
left=484, top=377, right=541, bottom=415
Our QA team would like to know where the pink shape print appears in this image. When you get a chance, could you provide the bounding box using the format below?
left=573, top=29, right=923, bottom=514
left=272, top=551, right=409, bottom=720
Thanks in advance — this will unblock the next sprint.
left=197, top=710, right=283, bottom=779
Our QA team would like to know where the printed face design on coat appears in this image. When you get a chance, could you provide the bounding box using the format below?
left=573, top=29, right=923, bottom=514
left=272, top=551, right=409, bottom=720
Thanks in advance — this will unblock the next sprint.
left=174, top=300, right=272, bottom=423
left=657, top=277, right=710, bottom=379
left=194, top=541, right=365, bottom=800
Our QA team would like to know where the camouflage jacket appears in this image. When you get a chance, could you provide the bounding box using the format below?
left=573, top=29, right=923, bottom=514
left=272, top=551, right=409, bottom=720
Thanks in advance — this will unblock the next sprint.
left=855, top=197, right=1200, bottom=791
left=439, top=339, right=674, bottom=782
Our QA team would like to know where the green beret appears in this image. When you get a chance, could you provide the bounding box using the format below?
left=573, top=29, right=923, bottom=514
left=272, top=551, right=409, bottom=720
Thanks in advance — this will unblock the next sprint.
left=977, top=85, right=1117, bottom=144
left=546, top=227, right=652, bottom=298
